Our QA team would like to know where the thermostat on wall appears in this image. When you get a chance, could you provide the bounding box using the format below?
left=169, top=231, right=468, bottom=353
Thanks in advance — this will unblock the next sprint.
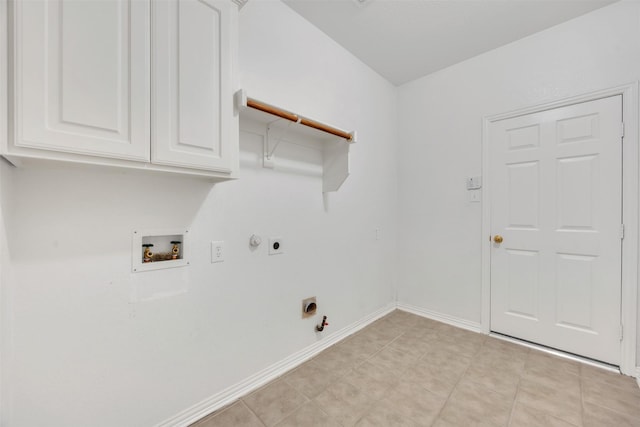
left=466, top=176, right=482, bottom=190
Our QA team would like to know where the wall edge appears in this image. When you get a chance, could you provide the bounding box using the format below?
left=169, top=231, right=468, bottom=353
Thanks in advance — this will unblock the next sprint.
left=396, top=302, right=483, bottom=334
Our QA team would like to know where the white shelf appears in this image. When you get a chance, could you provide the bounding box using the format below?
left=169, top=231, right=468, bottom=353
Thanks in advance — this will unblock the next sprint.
left=235, top=90, right=355, bottom=193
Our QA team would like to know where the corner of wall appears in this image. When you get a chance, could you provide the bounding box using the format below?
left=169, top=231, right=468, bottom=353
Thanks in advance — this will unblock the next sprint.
left=0, top=0, right=6, bottom=420
left=0, top=159, right=14, bottom=427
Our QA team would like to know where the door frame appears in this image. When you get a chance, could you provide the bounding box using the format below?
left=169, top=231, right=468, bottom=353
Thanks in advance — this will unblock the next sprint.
left=481, top=83, right=639, bottom=376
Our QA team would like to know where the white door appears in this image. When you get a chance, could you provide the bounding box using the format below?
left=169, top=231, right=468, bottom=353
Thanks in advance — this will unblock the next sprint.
left=15, top=0, right=150, bottom=160
left=152, top=0, right=237, bottom=172
left=489, top=95, right=622, bottom=365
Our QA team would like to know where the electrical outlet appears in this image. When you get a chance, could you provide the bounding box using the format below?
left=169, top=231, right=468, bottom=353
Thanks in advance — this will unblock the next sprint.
left=211, top=241, right=224, bottom=263
left=269, top=237, right=283, bottom=255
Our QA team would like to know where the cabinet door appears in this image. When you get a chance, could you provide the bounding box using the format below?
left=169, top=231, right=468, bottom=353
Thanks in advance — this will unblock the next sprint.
left=14, top=0, right=150, bottom=161
left=152, top=0, right=238, bottom=173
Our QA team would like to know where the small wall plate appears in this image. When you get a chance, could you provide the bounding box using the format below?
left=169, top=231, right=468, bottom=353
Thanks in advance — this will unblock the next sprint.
left=269, top=237, right=283, bottom=255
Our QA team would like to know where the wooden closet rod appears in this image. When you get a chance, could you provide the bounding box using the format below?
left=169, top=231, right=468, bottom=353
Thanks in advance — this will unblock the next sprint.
left=246, top=98, right=354, bottom=141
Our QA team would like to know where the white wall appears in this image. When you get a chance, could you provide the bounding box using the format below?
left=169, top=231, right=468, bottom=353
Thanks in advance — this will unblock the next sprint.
left=397, top=0, right=640, bottom=357
left=0, top=1, right=398, bottom=426
left=7, top=0, right=639, bottom=424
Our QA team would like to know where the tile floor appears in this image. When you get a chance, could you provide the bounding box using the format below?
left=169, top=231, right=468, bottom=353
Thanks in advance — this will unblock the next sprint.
left=192, top=310, right=640, bottom=427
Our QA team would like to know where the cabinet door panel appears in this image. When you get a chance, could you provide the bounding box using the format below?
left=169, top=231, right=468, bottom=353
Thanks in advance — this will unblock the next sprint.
left=152, top=0, right=237, bottom=172
left=15, top=0, right=149, bottom=160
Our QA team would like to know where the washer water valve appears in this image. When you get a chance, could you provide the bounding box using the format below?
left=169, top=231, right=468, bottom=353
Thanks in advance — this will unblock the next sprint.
left=142, top=244, right=154, bottom=263
left=170, top=241, right=181, bottom=259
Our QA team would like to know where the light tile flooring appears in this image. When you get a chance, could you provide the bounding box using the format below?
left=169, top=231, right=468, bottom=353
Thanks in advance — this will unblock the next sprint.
left=192, top=310, right=640, bottom=427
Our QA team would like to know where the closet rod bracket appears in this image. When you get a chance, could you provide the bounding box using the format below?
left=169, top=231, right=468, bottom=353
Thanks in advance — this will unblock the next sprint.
left=264, top=117, right=301, bottom=167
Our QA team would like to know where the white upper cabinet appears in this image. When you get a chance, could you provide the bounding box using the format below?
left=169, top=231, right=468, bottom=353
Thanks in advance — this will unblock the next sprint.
left=152, top=0, right=237, bottom=173
left=14, top=0, right=150, bottom=161
left=3, top=0, right=239, bottom=177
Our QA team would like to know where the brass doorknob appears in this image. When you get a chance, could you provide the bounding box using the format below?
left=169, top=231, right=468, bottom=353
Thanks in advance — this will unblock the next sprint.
left=493, top=235, right=503, bottom=244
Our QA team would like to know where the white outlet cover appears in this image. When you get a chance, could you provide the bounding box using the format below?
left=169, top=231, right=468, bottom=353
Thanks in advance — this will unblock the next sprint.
left=269, top=237, right=283, bottom=255
left=211, top=241, right=225, bottom=263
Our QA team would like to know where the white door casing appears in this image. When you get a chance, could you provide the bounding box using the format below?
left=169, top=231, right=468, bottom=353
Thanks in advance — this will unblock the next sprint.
left=489, top=95, right=622, bottom=365
left=14, top=0, right=150, bottom=160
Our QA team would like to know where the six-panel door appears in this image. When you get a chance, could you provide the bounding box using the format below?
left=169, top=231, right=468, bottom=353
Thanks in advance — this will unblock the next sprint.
left=489, top=95, right=623, bottom=365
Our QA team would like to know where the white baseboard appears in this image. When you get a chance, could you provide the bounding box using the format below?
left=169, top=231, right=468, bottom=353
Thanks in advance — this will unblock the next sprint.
left=396, top=302, right=483, bottom=333
left=636, top=367, right=640, bottom=388
left=155, top=302, right=396, bottom=427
